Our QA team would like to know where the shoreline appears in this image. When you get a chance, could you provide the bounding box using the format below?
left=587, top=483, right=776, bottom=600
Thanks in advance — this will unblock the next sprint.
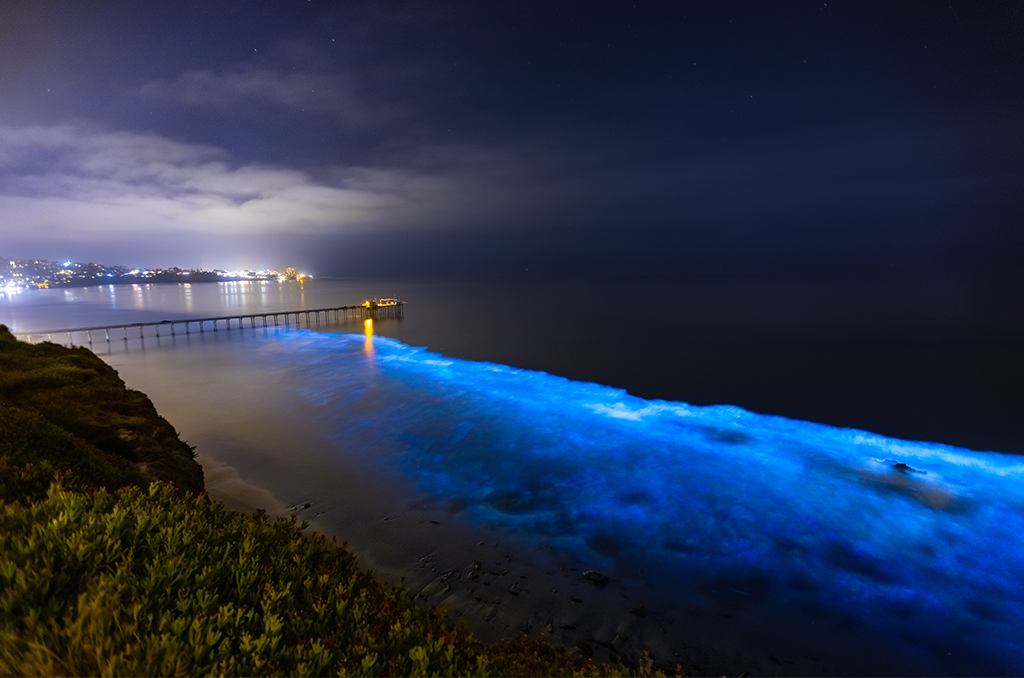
left=196, top=450, right=966, bottom=677
left=103, top=319, right=1022, bottom=678
left=198, top=453, right=745, bottom=674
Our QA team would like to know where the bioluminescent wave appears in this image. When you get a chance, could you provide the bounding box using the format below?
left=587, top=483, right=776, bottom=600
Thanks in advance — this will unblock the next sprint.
left=270, top=330, right=1024, bottom=673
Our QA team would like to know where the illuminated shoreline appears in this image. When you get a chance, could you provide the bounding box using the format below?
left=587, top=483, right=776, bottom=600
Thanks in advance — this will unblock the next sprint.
left=227, top=329, right=1024, bottom=676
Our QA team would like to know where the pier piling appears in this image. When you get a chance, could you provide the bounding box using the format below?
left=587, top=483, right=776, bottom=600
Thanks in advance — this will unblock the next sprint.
left=15, top=300, right=405, bottom=345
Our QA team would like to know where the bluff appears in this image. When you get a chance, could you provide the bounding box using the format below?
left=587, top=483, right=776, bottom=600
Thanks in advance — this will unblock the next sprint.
left=0, top=325, right=204, bottom=498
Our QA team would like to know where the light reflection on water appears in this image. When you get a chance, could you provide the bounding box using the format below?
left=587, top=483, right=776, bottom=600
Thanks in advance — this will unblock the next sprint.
left=364, top=317, right=375, bottom=358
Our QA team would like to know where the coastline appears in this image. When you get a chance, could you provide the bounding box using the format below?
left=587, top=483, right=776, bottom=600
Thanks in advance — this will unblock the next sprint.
left=196, top=451, right=757, bottom=674
left=8, top=280, right=1022, bottom=676
left=193, top=449, right=960, bottom=677
left=99, top=317, right=1022, bottom=677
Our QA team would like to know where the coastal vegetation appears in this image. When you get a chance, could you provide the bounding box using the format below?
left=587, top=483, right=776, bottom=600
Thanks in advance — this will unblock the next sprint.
left=0, top=326, right=629, bottom=676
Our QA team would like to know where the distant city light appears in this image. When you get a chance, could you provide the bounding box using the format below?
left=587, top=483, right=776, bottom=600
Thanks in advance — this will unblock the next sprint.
left=0, top=257, right=309, bottom=290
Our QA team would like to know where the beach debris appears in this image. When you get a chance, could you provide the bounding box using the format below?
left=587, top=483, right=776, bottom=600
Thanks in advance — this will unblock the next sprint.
left=583, top=569, right=609, bottom=585
left=507, top=583, right=520, bottom=596
left=570, top=595, right=583, bottom=603
left=628, top=604, right=646, bottom=617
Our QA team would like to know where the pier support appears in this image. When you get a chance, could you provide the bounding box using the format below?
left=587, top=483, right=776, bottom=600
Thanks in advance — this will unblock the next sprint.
left=22, top=301, right=404, bottom=347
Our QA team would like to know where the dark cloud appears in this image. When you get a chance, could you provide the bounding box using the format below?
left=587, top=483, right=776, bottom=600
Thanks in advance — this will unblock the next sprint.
left=0, top=1, right=1020, bottom=283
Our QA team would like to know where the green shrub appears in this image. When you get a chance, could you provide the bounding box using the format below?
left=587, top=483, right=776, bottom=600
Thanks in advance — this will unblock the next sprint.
left=0, top=406, right=148, bottom=504
left=0, top=483, right=617, bottom=677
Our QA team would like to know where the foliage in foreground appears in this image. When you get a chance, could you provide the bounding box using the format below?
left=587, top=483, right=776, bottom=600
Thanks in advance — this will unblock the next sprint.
left=0, top=482, right=618, bottom=677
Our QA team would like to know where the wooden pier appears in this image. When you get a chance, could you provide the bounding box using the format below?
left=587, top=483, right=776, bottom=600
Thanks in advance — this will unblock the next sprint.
left=15, top=300, right=404, bottom=345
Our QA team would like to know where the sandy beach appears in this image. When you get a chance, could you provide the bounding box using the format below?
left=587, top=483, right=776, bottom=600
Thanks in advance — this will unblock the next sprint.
left=201, top=449, right=990, bottom=677
left=202, top=452, right=759, bottom=676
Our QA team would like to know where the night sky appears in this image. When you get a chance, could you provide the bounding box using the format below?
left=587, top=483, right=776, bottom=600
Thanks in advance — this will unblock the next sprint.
left=0, top=1, right=1021, bottom=284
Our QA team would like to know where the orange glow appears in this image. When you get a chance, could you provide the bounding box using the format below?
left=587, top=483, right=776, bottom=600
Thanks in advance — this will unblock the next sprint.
left=363, top=318, right=374, bottom=357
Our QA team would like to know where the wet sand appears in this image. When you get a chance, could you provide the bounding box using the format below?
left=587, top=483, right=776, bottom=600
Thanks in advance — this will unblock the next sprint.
left=199, top=450, right=968, bottom=677
left=201, top=451, right=754, bottom=675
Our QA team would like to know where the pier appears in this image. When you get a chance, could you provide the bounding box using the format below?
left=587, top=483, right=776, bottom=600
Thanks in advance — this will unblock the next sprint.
left=15, top=299, right=404, bottom=345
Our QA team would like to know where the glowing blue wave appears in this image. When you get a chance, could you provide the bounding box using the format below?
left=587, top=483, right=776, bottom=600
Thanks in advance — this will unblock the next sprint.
left=271, top=330, right=1024, bottom=672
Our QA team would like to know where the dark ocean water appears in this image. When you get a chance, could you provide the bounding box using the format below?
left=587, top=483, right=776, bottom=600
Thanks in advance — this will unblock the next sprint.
left=3, top=278, right=1023, bottom=675
left=3, top=277, right=1021, bottom=455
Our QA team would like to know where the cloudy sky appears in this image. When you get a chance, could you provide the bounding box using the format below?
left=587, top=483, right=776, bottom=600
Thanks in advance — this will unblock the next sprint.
left=0, top=1, right=1020, bottom=282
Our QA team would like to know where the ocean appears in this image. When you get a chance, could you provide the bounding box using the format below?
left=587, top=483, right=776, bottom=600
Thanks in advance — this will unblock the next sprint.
left=2, top=277, right=1022, bottom=675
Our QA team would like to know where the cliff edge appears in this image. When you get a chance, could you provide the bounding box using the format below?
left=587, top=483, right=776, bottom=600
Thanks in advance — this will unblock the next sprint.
left=0, top=325, right=204, bottom=496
